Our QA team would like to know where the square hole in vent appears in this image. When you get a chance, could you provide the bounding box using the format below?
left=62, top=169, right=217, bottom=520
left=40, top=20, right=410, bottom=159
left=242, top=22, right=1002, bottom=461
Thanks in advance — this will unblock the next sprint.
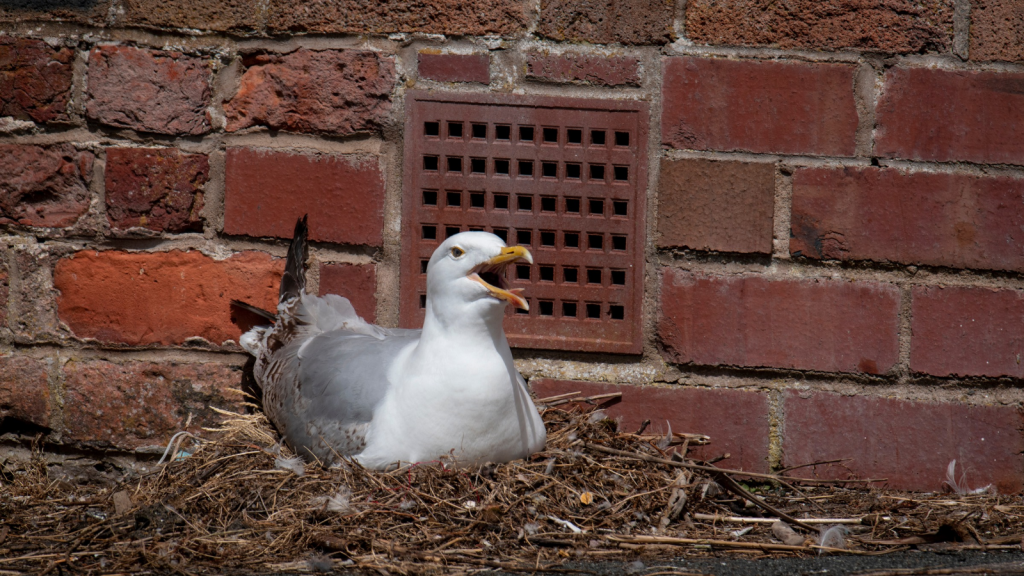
left=402, top=91, right=648, bottom=354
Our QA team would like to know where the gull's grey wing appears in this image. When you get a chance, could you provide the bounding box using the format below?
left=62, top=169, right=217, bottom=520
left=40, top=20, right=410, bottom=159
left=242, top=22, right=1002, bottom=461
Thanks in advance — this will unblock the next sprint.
left=298, top=330, right=418, bottom=424
left=267, top=329, right=419, bottom=464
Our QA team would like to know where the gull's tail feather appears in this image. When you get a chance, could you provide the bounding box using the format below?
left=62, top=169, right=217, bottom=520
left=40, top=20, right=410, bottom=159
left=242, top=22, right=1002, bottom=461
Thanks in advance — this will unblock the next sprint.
left=230, top=299, right=277, bottom=323
left=280, top=215, right=309, bottom=303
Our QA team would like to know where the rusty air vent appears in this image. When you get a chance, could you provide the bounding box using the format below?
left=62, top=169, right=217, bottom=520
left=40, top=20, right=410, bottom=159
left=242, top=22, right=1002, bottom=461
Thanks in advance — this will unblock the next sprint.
left=401, top=91, right=648, bottom=354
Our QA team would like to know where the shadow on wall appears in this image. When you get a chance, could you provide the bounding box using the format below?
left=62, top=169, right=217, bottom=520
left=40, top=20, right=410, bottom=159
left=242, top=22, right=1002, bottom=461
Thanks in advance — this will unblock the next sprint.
left=0, top=0, right=99, bottom=9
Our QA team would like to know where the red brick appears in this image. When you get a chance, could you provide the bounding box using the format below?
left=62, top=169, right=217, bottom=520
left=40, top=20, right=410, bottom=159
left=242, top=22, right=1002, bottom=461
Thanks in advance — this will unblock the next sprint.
left=686, top=0, right=953, bottom=54
left=657, top=158, right=775, bottom=254
left=530, top=379, right=770, bottom=472
left=54, top=250, right=282, bottom=346
left=118, top=0, right=262, bottom=33
left=792, top=167, right=1024, bottom=273
left=0, top=37, right=74, bottom=123
left=105, top=148, right=207, bottom=233
left=0, top=144, right=93, bottom=228
left=63, top=360, right=241, bottom=449
left=86, top=46, right=210, bottom=136
left=0, top=356, right=50, bottom=429
left=418, top=53, right=489, bottom=84
left=224, top=50, right=394, bottom=136
left=224, top=148, right=385, bottom=246
left=525, top=51, right=640, bottom=86
left=662, top=57, right=858, bottom=156
left=265, top=0, right=527, bottom=36
left=659, top=270, right=900, bottom=374
left=876, top=67, right=1024, bottom=165
left=911, top=286, right=1024, bottom=378
left=537, top=0, right=674, bottom=45
left=970, top=0, right=1024, bottom=63
left=784, top=390, right=1024, bottom=492
left=319, top=263, right=376, bottom=322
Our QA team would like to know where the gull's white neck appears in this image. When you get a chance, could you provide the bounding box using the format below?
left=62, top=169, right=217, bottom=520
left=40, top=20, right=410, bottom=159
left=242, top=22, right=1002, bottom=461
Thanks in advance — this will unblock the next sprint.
left=418, top=294, right=508, bottom=354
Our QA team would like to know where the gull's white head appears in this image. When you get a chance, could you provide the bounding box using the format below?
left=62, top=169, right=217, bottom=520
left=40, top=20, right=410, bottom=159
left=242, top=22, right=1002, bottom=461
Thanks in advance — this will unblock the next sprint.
left=425, top=232, right=533, bottom=319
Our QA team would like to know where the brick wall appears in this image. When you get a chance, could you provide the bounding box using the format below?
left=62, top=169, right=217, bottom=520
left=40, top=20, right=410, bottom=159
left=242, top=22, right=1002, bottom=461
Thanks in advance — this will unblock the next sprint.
left=1, top=0, right=1022, bottom=491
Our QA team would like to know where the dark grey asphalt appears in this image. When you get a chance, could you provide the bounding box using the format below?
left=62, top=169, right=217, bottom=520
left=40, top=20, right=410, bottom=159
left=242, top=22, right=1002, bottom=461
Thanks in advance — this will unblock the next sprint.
left=565, top=550, right=1024, bottom=576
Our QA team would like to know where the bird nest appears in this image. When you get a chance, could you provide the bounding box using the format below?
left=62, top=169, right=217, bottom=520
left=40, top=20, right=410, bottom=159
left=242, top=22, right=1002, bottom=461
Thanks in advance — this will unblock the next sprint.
left=2, top=393, right=1023, bottom=575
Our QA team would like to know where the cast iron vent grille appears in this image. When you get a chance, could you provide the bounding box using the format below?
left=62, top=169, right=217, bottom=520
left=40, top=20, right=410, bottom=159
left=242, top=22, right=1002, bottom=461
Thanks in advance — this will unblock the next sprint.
left=401, top=91, right=648, bottom=354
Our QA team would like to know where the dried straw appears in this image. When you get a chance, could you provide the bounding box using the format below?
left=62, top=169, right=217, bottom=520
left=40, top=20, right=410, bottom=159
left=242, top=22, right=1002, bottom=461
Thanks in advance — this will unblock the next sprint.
left=1, top=398, right=1022, bottom=574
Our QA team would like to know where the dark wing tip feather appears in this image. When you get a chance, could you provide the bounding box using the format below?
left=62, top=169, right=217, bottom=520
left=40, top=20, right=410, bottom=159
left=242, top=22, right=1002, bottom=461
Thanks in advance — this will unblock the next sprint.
left=279, top=215, right=309, bottom=303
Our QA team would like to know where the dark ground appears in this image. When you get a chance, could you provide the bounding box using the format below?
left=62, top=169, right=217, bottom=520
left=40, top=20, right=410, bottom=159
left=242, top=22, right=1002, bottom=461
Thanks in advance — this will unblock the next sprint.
left=566, top=550, right=1024, bottom=575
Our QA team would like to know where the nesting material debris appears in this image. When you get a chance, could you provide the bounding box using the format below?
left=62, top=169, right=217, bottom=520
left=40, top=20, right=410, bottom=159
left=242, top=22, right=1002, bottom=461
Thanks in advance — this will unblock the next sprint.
left=1, top=397, right=1023, bottom=574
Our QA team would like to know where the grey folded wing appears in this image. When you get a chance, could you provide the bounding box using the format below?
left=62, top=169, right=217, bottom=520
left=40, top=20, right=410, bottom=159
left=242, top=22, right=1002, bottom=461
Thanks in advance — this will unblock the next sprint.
left=272, top=328, right=420, bottom=463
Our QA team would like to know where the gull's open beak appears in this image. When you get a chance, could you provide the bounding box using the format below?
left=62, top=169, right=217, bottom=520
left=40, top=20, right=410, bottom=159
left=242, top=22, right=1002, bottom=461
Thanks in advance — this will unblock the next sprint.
left=468, top=246, right=533, bottom=311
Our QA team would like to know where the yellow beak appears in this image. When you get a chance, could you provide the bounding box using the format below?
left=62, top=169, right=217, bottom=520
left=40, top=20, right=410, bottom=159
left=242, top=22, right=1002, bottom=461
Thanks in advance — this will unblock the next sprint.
left=488, top=245, right=534, bottom=266
left=468, top=246, right=533, bottom=311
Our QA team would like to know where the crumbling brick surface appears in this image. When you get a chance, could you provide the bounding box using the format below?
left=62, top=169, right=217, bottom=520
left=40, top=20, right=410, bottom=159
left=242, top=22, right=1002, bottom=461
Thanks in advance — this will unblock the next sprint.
left=266, top=0, right=528, bottom=35
left=969, top=0, right=1024, bottom=63
left=86, top=46, right=211, bottom=136
left=686, top=0, right=953, bottom=54
left=0, top=144, right=92, bottom=228
left=105, top=148, right=208, bottom=233
left=224, top=50, right=394, bottom=135
left=536, top=0, right=675, bottom=44
left=0, top=36, right=74, bottom=124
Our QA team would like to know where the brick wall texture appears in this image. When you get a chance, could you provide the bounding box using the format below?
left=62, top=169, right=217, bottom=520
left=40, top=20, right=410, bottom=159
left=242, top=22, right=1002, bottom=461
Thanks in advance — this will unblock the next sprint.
left=0, top=0, right=1022, bottom=492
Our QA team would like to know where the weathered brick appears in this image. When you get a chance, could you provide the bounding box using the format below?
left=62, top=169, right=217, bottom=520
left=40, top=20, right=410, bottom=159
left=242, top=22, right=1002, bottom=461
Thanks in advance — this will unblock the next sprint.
left=537, top=0, right=674, bottom=45
left=0, top=263, right=8, bottom=328
left=0, top=0, right=111, bottom=25
left=0, top=144, right=92, bottom=228
left=117, top=0, right=262, bottom=33
left=54, top=250, right=282, bottom=346
left=792, top=168, right=1024, bottom=273
left=7, top=242, right=61, bottom=341
left=86, top=46, right=211, bottom=136
left=657, top=158, right=775, bottom=254
left=0, top=37, right=74, bottom=124
left=63, top=360, right=241, bottom=449
left=319, top=263, right=377, bottom=322
left=224, top=49, right=394, bottom=136
left=525, top=51, right=640, bottom=86
left=662, top=57, right=858, bottom=156
left=659, top=270, right=900, bottom=374
left=686, top=0, right=953, bottom=54
left=105, top=148, right=208, bottom=233
left=530, top=379, right=770, bottom=472
left=266, top=0, right=527, bottom=35
left=0, top=356, right=50, bottom=429
left=418, top=53, right=489, bottom=84
left=876, top=67, right=1024, bottom=165
left=784, top=390, right=1024, bottom=492
left=224, top=148, right=385, bottom=246
left=970, top=0, right=1024, bottom=63
left=911, top=286, right=1024, bottom=378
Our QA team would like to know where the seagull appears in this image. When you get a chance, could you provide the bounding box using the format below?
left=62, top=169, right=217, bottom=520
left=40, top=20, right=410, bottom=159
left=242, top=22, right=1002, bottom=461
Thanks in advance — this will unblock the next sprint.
left=237, top=217, right=547, bottom=470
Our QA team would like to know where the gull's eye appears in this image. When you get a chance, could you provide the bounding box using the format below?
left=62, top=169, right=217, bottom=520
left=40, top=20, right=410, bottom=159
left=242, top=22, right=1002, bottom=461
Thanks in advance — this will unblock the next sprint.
left=450, top=246, right=465, bottom=259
